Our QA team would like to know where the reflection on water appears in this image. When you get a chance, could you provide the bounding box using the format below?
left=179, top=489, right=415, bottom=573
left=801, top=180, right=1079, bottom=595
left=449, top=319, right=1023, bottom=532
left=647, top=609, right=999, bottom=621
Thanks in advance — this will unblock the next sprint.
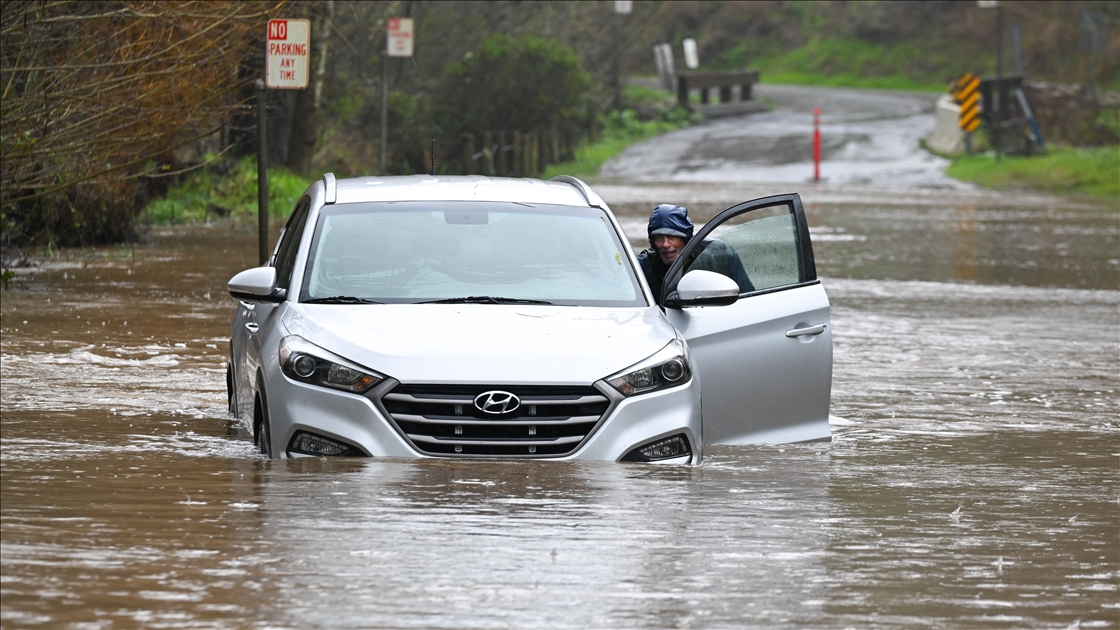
left=2, top=197, right=1117, bottom=628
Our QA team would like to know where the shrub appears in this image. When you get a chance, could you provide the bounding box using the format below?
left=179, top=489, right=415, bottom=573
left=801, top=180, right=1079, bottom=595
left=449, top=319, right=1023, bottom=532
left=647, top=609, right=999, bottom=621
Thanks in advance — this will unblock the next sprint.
left=432, top=35, right=594, bottom=174
left=141, top=157, right=310, bottom=224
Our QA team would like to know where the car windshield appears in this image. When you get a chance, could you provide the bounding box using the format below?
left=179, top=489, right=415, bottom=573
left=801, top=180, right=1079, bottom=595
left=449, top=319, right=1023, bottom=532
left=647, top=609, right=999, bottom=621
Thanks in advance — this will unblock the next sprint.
left=300, top=201, right=645, bottom=307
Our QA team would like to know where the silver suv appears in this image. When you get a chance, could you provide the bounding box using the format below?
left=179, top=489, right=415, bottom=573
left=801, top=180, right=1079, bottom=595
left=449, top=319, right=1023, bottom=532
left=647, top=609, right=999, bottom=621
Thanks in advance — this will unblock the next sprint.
left=227, top=174, right=832, bottom=463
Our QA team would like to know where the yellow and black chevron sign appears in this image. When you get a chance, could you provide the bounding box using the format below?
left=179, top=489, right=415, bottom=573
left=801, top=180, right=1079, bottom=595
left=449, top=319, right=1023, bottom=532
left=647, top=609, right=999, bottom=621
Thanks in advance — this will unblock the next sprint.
left=952, top=73, right=981, bottom=133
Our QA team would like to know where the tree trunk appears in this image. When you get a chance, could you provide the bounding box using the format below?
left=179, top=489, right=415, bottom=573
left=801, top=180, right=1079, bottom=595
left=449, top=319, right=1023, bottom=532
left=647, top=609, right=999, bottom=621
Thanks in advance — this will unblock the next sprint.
left=287, top=0, right=333, bottom=176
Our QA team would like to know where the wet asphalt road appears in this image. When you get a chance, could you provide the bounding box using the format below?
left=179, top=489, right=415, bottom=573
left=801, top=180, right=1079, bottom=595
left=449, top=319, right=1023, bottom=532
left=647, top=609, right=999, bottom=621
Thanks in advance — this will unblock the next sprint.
left=1, top=86, right=1117, bottom=628
left=603, top=84, right=966, bottom=189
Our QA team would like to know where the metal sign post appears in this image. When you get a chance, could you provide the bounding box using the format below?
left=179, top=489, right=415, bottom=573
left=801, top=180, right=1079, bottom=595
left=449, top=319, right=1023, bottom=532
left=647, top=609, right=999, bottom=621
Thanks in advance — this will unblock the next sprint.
left=255, top=80, right=269, bottom=265
left=1081, top=11, right=1107, bottom=98
left=259, top=19, right=311, bottom=265
left=382, top=18, right=414, bottom=176
left=610, top=2, right=631, bottom=111
left=978, top=1, right=1002, bottom=160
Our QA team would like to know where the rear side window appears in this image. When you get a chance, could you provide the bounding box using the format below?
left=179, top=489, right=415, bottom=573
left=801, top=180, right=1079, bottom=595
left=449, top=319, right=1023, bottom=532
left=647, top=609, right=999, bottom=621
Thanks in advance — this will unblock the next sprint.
left=274, top=199, right=311, bottom=291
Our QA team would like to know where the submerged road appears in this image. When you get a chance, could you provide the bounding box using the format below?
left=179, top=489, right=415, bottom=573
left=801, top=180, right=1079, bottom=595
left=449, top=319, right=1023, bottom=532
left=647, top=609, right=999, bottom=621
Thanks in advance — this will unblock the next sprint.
left=0, top=85, right=1117, bottom=628
left=602, top=84, right=967, bottom=189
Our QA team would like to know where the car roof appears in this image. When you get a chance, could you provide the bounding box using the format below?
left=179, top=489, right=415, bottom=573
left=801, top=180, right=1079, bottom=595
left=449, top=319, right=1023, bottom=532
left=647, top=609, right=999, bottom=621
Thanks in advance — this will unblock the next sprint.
left=329, top=175, right=597, bottom=207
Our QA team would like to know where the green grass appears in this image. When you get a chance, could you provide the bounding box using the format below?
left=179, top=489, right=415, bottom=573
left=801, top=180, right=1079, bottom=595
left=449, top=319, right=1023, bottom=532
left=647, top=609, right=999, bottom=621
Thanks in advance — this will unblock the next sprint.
left=715, top=36, right=951, bottom=93
left=946, top=147, right=1120, bottom=198
left=541, top=108, right=701, bottom=179
left=142, top=156, right=311, bottom=224
left=759, top=71, right=944, bottom=92
left=622, top=83, right=677, bottom=107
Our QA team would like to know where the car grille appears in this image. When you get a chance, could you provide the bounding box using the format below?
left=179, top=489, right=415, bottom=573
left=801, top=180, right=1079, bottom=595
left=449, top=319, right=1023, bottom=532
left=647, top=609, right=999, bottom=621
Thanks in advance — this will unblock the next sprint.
left=379, top=384, right=611, bottom=458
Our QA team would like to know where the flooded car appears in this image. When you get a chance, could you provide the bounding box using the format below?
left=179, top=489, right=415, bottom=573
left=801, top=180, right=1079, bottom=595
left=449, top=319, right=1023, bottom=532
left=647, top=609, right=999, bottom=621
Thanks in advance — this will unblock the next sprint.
left=226, top=174, right=832, bottom=462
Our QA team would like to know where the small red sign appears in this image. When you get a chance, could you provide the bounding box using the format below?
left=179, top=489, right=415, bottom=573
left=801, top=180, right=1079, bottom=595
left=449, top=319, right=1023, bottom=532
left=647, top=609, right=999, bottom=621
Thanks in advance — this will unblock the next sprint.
left=268, top=19, right=287, bottom=40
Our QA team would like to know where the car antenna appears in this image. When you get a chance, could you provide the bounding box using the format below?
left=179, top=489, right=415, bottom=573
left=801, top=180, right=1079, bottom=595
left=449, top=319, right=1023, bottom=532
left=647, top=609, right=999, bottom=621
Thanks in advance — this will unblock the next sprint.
left=430, top=140, right=435, bottom=175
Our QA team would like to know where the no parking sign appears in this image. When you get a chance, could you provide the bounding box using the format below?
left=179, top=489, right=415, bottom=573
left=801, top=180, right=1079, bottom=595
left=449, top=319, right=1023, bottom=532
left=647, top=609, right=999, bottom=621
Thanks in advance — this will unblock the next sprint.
left=266, top=19, right=310, bottom=89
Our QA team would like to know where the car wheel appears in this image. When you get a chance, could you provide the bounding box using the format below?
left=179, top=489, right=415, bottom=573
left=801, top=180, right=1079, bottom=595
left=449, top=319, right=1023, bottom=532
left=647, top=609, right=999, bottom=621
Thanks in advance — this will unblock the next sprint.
left=226, top=364, right=235, bottom=416
left=254, top=394, right=273, bottom=459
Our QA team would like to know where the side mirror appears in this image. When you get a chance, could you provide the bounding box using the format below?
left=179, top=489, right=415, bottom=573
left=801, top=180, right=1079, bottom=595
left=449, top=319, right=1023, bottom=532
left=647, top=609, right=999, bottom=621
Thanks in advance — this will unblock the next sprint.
left=673, top=269, right=740, bottom=307
left=228, top=267, right=284, bottom=302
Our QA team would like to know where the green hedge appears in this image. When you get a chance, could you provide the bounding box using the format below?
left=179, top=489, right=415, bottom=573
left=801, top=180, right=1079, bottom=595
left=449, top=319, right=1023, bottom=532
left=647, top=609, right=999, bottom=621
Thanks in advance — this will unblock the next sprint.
left=142, top=157, right=310, bottom=224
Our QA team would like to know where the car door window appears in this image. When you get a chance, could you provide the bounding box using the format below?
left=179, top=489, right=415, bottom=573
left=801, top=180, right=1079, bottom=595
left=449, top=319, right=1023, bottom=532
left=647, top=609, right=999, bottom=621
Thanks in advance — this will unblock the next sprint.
left=668, top=196, right=815, bottom=301
left=274, top=199, right=310, bottom=291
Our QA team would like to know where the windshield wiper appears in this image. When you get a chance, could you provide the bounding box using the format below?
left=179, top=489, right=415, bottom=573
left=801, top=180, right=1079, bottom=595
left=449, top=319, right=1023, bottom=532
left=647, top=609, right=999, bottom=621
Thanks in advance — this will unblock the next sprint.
left=417, top=295, right=554, bottom=305
left=303, top=296, right=383, bottom=304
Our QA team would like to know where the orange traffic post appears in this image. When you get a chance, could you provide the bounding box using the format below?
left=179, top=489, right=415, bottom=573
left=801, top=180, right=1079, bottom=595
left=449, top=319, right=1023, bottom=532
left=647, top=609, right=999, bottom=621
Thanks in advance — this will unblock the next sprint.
left=813, top=107, right=821, bottom=182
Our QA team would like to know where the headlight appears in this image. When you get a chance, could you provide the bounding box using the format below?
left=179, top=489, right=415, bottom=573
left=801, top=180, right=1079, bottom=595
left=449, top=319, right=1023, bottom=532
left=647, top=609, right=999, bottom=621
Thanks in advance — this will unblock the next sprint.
left=606, top=339, right=692, bottom=396
left=279, top=336, right=384, bottom=393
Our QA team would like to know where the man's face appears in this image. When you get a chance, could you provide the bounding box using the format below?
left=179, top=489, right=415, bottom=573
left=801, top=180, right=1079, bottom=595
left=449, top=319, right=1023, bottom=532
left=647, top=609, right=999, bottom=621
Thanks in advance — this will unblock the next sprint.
left=652, top=234, right=687, bottom=265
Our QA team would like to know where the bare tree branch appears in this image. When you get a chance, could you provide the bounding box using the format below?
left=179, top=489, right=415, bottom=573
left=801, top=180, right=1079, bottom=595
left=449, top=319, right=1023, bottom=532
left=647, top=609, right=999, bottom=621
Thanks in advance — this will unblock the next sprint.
left=1, top=0, right=286, bottom=207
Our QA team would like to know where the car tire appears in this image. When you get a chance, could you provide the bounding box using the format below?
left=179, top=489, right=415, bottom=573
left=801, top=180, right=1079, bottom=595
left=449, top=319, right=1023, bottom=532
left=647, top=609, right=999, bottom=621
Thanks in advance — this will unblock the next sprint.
left=226, top=364, right=235, bottom=416
left=254, top=394, right=273, bottom=459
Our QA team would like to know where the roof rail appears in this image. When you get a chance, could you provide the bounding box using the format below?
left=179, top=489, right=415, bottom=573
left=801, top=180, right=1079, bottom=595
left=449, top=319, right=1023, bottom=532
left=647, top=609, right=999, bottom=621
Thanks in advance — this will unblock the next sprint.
left=321, top=173, right=337, bottom=204
left=549, top=175, right=604, bottom=208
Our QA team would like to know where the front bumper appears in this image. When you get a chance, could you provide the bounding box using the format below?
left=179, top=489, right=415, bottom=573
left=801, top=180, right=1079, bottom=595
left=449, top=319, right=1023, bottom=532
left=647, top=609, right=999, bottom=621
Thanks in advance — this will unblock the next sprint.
left=262, top=369, right=702, bottom=464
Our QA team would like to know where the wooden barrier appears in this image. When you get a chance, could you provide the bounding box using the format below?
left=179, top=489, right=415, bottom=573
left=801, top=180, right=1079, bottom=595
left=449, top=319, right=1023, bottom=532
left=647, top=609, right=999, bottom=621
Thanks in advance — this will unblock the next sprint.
left=677, top=70, right=765, bottom=118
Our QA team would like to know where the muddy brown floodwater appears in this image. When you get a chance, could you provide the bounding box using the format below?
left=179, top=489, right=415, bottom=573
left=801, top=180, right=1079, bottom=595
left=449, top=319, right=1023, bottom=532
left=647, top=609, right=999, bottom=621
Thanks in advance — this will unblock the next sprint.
left=2, top=185, right=1117, bottom=629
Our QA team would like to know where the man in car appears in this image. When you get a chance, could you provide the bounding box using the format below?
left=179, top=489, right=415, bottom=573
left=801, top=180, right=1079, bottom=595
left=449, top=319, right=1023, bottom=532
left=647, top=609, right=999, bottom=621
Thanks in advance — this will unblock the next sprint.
left=637, top=204, right=693, bottom=303
left=637, top=204, right=754, bottom=303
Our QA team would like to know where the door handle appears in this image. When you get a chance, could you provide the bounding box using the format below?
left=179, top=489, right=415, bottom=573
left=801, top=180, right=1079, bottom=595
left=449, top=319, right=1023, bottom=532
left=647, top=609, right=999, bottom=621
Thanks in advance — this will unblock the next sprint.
left=786, top=323, right=826, bottom=338
left=245, top=322, right=260, bottom=335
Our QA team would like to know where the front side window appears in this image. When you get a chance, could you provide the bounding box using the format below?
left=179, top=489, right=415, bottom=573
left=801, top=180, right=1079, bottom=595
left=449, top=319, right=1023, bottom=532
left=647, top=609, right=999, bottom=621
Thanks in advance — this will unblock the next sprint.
left=684, top=202, right=803, bottom=294
left=300, top=202, right=644, bottom=307
left=274, top=199, right=311, bottom=291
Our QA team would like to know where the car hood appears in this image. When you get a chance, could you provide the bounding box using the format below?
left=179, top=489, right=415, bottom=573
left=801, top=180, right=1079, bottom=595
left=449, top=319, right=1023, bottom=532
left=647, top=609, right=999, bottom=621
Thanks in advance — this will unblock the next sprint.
left=281, top=304, right=677, bottom=385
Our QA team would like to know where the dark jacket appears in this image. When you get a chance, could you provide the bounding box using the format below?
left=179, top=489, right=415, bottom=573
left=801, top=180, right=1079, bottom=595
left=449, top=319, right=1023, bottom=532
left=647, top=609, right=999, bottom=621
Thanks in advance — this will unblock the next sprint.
left=637, top=247, right=671, bottom=303
left=638, top=239, right=755, bottom=305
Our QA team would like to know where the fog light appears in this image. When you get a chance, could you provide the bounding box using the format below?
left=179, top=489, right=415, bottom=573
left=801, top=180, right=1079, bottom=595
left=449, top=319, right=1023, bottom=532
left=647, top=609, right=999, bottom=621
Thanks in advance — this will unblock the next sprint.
left=622, top=434, right=691, bottom=462
left=287, top=431, right=364, bottom=457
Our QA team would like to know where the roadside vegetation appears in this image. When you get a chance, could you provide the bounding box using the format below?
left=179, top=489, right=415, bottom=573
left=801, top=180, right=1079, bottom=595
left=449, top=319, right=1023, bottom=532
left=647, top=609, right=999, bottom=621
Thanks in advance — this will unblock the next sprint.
left=946, top=147, right=1120, bottom=198
left=141, top=88, right=698, bottom=220
left=690, top=2, right=1118, bottom=93
left=928, top=91, right=1119, bottom=197
left=718, top=37, right=947, bottom=93
left=141, top=157, right=310, bottom=224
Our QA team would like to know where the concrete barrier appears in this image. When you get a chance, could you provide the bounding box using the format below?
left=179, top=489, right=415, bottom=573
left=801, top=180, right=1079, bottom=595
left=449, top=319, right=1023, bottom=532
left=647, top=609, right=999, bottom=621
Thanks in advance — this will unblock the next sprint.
left=926, top=94, right=967, bottom=155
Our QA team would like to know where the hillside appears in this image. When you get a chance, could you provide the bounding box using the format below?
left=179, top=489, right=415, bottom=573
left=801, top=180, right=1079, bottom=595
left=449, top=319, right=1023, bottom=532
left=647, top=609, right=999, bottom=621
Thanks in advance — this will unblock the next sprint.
left=622, top=1, right=1118, bottom=92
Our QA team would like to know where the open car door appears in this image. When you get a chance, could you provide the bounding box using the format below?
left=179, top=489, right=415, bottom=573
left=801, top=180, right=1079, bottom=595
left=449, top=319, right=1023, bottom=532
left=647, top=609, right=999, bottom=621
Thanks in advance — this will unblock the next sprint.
left=661, top=194, right=832, bottom=444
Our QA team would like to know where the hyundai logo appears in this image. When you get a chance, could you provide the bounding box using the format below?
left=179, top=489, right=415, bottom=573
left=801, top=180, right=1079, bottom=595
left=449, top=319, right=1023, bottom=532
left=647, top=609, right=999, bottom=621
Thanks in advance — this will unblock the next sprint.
left=474, top=390, right=520, bottom=415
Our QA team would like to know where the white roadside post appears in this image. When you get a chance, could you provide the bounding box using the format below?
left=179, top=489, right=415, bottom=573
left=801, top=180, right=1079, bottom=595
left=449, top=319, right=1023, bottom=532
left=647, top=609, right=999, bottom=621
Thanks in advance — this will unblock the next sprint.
left=653, top=43, right=675, bottom=92
left=382, top=18, right=414, bottom=176
left=683, top=38, right=699, bottom=70
left=260, top=19, right=310, bottom=264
